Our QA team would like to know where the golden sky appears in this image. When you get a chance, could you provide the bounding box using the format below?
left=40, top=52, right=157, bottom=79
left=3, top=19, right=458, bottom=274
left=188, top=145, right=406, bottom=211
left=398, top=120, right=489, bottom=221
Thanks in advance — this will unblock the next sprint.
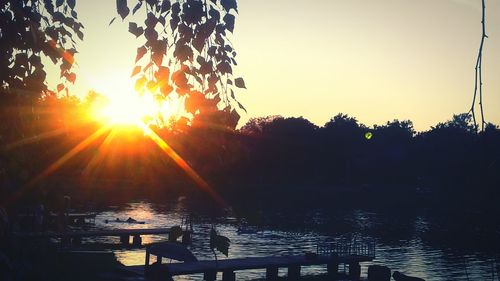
left=45, top=0, right=500, bottom=131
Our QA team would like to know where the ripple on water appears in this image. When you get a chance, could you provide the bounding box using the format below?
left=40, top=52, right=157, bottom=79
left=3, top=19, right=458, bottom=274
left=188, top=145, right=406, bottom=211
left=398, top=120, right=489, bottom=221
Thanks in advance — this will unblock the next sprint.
left=87, top=201, right=497, bottom=281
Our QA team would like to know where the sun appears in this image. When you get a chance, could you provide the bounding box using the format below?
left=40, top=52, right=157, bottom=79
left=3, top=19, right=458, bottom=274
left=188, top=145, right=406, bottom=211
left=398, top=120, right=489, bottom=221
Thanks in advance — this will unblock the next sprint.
left=99, top=92, right=156, bottom=126
left=87, top=86, right=183, bottom=129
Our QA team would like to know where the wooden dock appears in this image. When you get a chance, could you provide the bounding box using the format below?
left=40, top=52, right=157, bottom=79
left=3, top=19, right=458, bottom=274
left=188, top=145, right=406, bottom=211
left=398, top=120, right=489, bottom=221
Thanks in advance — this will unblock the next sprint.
left=14, top=228, right=189, bottom=246
left=127, top=240, right=376, bottom=281
left=18, top=212, right=97, bottom=225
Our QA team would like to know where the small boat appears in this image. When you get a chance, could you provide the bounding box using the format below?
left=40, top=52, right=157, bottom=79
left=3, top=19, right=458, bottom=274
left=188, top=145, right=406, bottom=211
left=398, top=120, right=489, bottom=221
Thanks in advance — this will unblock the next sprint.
left=104, top=217, right=146, bottom=224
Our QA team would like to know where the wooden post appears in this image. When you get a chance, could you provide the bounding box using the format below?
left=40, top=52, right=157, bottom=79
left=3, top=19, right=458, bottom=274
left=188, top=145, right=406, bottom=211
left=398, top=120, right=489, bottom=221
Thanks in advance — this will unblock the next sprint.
left=72, top=236, right=82, bottom=245
left=222, top=270, right=235, bottom=281
left=288, top=265, right=301, bottom=280
left=204, top=270, right=217, bottom=281
left=348, top=262, right=361, bottom=280
left=133, top=235, right=142, bottom=246
left=61, top=236, right=71, bottom=246
left=327, top=261, right=339, bottom=279
left=120, top=235, right=129, bottom=245
left=266, top=266, right=279, bottom=280
left=182, top=230, right=192, bottom=245
left=145, top=248, right=150, bottom=267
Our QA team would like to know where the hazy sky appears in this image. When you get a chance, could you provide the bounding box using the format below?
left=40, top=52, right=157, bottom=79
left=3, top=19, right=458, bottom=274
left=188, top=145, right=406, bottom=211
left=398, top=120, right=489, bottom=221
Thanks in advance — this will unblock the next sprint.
left=46, top=0, right=500, bottom=131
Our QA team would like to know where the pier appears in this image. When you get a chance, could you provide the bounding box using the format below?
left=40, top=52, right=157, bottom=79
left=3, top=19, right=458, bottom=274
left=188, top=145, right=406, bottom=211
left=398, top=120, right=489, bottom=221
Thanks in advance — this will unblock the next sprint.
left=14, top=228, right=190, bottom=246
left=125, top=240, right=376, bottom=280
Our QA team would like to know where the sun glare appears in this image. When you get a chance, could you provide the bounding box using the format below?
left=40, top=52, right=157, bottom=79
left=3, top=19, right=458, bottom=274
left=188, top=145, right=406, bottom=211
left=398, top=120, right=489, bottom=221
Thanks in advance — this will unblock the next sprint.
left=88, top=88, right=183, bottom=129
left=99, top=93, right=155, bottom=126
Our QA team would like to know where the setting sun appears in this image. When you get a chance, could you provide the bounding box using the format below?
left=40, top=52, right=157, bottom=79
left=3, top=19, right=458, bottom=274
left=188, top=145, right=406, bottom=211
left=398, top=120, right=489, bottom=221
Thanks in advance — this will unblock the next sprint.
left=98, top=92, right=156, bottom=126
left=85, top=76, right=184, bottom=128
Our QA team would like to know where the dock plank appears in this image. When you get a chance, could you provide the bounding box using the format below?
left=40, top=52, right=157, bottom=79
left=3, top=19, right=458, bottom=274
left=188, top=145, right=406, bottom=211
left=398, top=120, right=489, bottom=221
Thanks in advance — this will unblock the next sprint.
left=14, top=228, right=172, bottom=238
left=136, top=255, right=374, bottom=276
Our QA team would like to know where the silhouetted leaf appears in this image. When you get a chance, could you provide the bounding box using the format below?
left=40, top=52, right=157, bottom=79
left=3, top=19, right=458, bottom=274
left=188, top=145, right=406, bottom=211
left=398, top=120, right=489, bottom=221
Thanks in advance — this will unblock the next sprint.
left=57, top=83, right=64, bottom=92
left=174, top=44, right=193, bottom=62
left=193, top=34, right=205, bottom=53
left=56, top=0, right=64, bottom=8
left=221, top=0, right=237, bottom=13
left=161, top=0, right=171, bottom=13
left=227, top=79, right=233, bottom=85
left=209, top=8, right=220, bottom=21
left=66, top=72, right=76, bottom=84
left=135, top=46, right=147, bottom=62
left=144, top=27, right=158, bottom=42
left=131, top=65, right=141, bottom=77
left=132, top=1, right=143, bottom=14
left=109, top=17, right=117, bottom=26
left=223, top=13, right=235, bottom=33
left=237, top=101, right=246, bottom=112
left=117, top=0, right=130, bottom=20
left=129, top=22, right=144, bottom=37
left=76, top=30, right=84, bottom=40
left=217, top=61, right=232, bottom=74
left=68, top=0, right=76, bottom=9
left=152, top=51, right=163, bottom=66
left=171, top=2, right=180, bottom=15
left=235, top=77, right=245, bottom=88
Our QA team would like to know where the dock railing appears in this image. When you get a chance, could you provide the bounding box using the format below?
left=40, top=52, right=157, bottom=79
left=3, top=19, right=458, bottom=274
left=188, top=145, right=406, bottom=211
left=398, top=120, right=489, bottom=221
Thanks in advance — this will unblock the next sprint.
left=316, top=238, right=375, bottom=259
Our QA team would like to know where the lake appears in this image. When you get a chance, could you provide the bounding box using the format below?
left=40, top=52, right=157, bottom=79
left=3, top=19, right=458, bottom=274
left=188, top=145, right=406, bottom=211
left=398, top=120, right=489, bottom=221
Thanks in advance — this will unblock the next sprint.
left=86, top=199, right=498, bottom=281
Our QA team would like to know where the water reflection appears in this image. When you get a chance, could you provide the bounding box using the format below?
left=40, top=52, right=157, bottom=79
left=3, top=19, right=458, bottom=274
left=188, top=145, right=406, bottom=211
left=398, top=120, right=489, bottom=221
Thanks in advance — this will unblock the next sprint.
left=85, top=201, right=497, bottom=281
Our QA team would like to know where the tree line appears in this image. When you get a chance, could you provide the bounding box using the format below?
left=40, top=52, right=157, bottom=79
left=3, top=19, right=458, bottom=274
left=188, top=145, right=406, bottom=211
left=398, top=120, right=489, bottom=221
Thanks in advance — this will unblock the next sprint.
left=1, top=95, right=499, bottom=206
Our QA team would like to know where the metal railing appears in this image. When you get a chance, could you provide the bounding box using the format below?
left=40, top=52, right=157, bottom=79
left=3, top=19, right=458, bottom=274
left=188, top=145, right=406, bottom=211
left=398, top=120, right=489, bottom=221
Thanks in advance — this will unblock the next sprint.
left=317, top=239, right=375, bottom=258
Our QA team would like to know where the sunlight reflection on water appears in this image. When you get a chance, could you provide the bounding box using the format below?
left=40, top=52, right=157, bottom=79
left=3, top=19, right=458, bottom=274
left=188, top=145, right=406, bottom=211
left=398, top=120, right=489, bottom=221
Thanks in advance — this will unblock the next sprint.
left=86, top=201, right=497, bottom=281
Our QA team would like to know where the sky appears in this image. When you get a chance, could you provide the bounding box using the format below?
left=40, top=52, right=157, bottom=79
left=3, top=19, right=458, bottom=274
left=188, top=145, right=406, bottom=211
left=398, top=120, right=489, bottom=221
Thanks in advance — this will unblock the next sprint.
left=45, top=0, right=500, bottom=131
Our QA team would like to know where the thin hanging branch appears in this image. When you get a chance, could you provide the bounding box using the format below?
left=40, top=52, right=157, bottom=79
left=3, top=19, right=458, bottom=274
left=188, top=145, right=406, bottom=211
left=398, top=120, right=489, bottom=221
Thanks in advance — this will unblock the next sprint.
left=469, top=0, right=488, bottom=132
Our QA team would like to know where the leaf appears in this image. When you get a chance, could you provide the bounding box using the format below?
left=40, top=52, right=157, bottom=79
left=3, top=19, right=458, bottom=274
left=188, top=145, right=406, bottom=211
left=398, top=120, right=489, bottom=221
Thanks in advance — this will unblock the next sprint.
left=227, top=79, right=233, bottom=85
left=109, top=17, right=117, bottom=26
left=237, top=101, right=247, bottom=112
left=174, top=44, right=193, bottom=62
left=135, top=46, right=147, bottom=62
left=56, top=0, right=64, bottom=8
left=144, top=27, right=158, bottom=42
left=135, top=76, right=147, bottom=91
left=161, top=0, right=171, bottom=13
left=235, top=77, right=246, bottom=89
left=68, top=0, right=76, bottom=9
left=209, top=8, right=220, bottom=21
left=117, top=0, right=130, bottom=20
left=129, top=22, right=144, bottom=37
left=131, top=65, right=141, bottom=77
left=216, top=61, right=232, bottom=74
left=171, top=2, right=180, bottom=15
left=132, top=0, right=143, bottom=14
left=152, top=51, right=163, bottom=66
left=57, top=83, right=64, bottom=92
left=66, top=72, right=76, bottom=84
left=223, top=13, right=235, bottom=33
left=221, top=0, right=238, bottom=13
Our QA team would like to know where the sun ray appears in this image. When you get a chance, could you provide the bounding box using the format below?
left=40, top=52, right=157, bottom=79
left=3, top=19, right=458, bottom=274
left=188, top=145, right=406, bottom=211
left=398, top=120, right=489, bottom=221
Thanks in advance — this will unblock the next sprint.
left=2, top=125, right=111, bottom=206
left=141, top=124, right=225, bottom=206
left=82, top=128, right=118, bottom=177
left=3, top=127, right=68, bottom=151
